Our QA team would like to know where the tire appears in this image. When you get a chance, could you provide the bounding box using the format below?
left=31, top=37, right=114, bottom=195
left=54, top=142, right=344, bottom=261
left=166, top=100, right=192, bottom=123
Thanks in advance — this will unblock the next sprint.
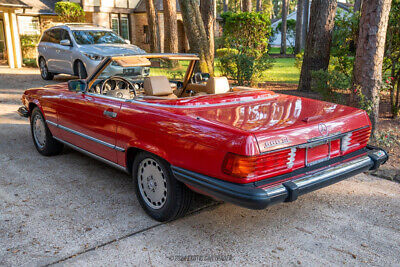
left=30, top=107, right=63, bottom=156
left=39, top=58, right=54, bottom=80
left=76, top=61, right=87, bottom=79
left=133, top=152, right=193, bottom=222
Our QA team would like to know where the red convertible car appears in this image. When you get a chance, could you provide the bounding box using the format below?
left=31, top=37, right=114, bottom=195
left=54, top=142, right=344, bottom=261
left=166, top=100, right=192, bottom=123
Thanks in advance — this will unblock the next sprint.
left=18, top=53, right=388, bottom=221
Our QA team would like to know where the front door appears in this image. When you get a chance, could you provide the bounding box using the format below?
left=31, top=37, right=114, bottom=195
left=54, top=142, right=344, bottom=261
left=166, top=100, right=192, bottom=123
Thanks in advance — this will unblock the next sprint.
left=57, top=90, right=122, bottom=163
left=0, top=19, right=7, bottom=65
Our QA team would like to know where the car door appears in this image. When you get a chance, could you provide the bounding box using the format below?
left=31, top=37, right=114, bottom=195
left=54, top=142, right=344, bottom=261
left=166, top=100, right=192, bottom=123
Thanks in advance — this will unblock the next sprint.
left=54, top=29, right=74, bottom=75
left=56, top=90, right=122, bottom=163
left=45, top=28, right=62, bottom=72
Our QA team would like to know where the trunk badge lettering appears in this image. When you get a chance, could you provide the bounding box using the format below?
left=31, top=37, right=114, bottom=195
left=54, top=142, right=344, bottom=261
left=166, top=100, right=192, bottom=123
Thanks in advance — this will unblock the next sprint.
left=264, top=137, right=291, bottom=149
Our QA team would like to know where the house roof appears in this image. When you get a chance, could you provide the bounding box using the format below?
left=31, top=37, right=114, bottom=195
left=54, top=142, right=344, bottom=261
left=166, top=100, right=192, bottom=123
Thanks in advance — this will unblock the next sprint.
left=134, top=0, right=181, bottom=13
left=20, top=0, right=59, bottom=15
left=0, top=0, right=30, bottom=8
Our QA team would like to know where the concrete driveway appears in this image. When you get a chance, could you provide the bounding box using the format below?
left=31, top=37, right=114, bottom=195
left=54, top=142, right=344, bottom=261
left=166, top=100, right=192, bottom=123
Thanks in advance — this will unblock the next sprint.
left=1, top=68, right=399, bottom=266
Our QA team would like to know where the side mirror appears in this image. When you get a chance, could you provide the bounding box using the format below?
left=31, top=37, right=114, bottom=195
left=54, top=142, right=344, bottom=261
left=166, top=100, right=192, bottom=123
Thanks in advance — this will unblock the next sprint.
left=60, top=39, right=71, bottom=46
left=68, top=80, right=86, bottom=92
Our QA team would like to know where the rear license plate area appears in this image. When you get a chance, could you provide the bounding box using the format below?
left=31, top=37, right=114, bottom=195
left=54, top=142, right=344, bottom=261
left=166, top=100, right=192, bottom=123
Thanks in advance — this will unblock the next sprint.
left=306, top=143, right=330, bottom=166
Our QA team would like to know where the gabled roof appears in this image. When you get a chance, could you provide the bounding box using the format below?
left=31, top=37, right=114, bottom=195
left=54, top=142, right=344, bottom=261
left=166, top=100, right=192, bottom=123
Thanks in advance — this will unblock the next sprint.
left=20, top=0, right=59, bottom=15
left=134, top=0, right=181, bottom=13
left=0, top=0, right=30, bottom=8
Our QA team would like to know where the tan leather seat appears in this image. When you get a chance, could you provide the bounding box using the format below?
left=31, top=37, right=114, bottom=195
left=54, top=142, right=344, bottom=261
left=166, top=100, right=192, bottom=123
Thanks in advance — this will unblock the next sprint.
left=143, top=76, right=178, bottom=99
left=205, top=77, right=230, bottom=94
left=188, top=76, right=230, bottom=96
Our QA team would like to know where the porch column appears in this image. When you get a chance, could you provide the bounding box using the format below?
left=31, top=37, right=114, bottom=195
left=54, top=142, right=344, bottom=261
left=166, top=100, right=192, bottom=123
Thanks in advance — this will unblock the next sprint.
left=2, top=12, right=15, bottom=68
left=10, top=12, right=22, bottom=68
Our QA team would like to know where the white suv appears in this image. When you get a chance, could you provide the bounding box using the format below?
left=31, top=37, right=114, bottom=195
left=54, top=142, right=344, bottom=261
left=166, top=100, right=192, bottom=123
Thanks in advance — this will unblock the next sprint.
left=37, top=24, right=146, bottom=80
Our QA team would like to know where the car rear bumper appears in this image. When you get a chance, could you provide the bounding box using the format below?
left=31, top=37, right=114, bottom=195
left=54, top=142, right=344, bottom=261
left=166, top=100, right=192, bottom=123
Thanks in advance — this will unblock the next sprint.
left=171, top=146, right=388, bottom=210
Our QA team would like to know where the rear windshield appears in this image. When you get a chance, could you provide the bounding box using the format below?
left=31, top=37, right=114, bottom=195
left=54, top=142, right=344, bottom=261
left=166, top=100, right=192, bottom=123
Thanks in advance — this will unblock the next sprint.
left=72, top=30, right=126, bottom=45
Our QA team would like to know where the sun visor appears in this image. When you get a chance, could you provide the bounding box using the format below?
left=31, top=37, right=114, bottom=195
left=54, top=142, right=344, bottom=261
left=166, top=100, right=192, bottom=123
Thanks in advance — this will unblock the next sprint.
left=114, top=57, right=151, bottom=67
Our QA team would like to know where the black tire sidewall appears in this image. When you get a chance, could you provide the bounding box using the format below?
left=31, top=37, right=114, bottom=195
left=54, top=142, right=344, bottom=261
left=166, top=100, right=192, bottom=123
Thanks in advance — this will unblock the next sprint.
left=39, top=58, right=54, bottom=80
left=132, top=152, right=187, bottom=222
left=30, top=108, right=62, bottom=156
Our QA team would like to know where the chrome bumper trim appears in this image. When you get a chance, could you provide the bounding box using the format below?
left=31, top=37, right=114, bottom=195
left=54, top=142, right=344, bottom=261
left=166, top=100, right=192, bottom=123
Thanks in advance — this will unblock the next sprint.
left=264, top=155, right=374, bottom=201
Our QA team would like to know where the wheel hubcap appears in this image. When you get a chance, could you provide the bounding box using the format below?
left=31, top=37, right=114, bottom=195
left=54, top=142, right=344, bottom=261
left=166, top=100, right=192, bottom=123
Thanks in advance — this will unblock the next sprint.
left=33, top=115, right=46, bottom=149
left=138, top=158, right=167, bottom=209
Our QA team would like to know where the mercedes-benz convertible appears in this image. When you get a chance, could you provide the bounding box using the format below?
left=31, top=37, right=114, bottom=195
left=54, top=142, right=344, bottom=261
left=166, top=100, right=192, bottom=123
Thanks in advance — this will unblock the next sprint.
left=18, top=53, right=388, bottom=221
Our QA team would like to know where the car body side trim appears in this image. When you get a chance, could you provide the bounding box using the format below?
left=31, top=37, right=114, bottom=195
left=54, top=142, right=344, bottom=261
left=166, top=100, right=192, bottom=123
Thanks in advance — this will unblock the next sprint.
left=53, top=136, right=128, bottom=173
left=46, top=120, right=125, bottom=152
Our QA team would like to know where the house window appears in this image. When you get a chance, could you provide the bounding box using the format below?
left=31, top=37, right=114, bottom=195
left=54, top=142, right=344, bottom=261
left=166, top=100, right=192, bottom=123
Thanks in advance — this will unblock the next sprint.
left=143, top=25, right=150, bottom=44
left=111, top=14, right=120, bottom=35
left=120, top=14, right=129, bottom=40
left=17, top=16, right=40, bottom=35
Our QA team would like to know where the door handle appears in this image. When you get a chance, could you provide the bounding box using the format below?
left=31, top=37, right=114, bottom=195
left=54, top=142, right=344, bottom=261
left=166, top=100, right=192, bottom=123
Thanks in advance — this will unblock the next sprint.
left=103, top=110, right=117, bottom=118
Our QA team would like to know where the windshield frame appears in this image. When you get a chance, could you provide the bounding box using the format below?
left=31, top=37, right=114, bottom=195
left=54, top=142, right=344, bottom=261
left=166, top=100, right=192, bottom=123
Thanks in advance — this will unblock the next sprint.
left=86, top=53, right=199, bottom=94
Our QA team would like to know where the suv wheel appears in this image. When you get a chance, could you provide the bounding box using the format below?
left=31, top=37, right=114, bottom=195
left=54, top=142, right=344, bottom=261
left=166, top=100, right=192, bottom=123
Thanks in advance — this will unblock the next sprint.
left=76, top=61, right=87, bottom=79
left=39, top=58, right=54, bottom=80
left=133, top=152, right=193, bottom=222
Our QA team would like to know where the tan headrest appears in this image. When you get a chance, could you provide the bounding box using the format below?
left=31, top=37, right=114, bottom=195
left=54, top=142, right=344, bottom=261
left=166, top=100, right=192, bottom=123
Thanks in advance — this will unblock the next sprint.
left=206, top=77, right=230, bottom=94
left=144, top=76, right=173, bottom=96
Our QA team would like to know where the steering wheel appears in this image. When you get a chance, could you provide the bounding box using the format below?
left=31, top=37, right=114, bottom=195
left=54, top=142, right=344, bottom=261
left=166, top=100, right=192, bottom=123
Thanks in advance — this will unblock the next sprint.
left=100, top=76, right=137, bottom=97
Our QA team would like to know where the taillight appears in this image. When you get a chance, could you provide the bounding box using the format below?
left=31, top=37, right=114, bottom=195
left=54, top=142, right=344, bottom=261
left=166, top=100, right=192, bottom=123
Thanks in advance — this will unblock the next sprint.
left=222, top=148, right=295, bottom=179
left=341, top=127, right=371, bottom=154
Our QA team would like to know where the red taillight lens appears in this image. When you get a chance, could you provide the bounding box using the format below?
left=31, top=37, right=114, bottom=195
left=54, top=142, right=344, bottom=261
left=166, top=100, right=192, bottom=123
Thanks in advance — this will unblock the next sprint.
left=222, top=149, right=294, bottom=179
left=341, top=127, right=371, bottom=154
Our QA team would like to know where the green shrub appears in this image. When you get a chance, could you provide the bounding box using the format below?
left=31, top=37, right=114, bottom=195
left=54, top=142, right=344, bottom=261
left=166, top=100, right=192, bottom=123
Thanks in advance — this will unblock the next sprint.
left=311, top=69, right=351, bottom=103
left=294, top=52, right=303, bottom=69
left=219, top=12, right=273, bottom=85
left=20, top=34, right=40, bottom=48
left=55, top=2, right=85, bottom=23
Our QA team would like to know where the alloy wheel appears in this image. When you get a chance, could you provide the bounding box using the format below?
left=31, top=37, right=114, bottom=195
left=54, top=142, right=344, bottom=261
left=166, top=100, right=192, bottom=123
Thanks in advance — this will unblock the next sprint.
left=137, top=158, right=168, bottom=209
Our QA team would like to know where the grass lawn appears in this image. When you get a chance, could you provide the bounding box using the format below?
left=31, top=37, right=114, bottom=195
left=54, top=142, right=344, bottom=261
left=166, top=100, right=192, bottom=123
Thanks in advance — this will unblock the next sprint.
left=268, top=47, right=295, bottom=55
left=261, top=57, right=300, bottom=84
left=150, top=57, right=300, bottom=85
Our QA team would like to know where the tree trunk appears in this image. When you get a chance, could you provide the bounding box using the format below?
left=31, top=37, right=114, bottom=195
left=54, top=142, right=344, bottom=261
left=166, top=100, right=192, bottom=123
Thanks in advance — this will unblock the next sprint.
left=178, top=0, right=214, bottom=74
left=353, top=0, right=392, bottom=134
left=223, top=0, right=229, bottom=12
left=145, top=0, right=161, bottom=52
left=242, top=0, right=252, bottom=12
left=301, top=0, right=309, bottom=49
left=294, top=0, right=303, bottom=54
left=280, top=0, right=288, bottom=54
left=163, top=0, right=178, bottom=54
left=200, top=0, right=216, bottom=69
left=298, top=0, right=337, bottom=92
left=354, top=0, right=363, bottom=13
left=256, top=0, right=262, bottom=12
